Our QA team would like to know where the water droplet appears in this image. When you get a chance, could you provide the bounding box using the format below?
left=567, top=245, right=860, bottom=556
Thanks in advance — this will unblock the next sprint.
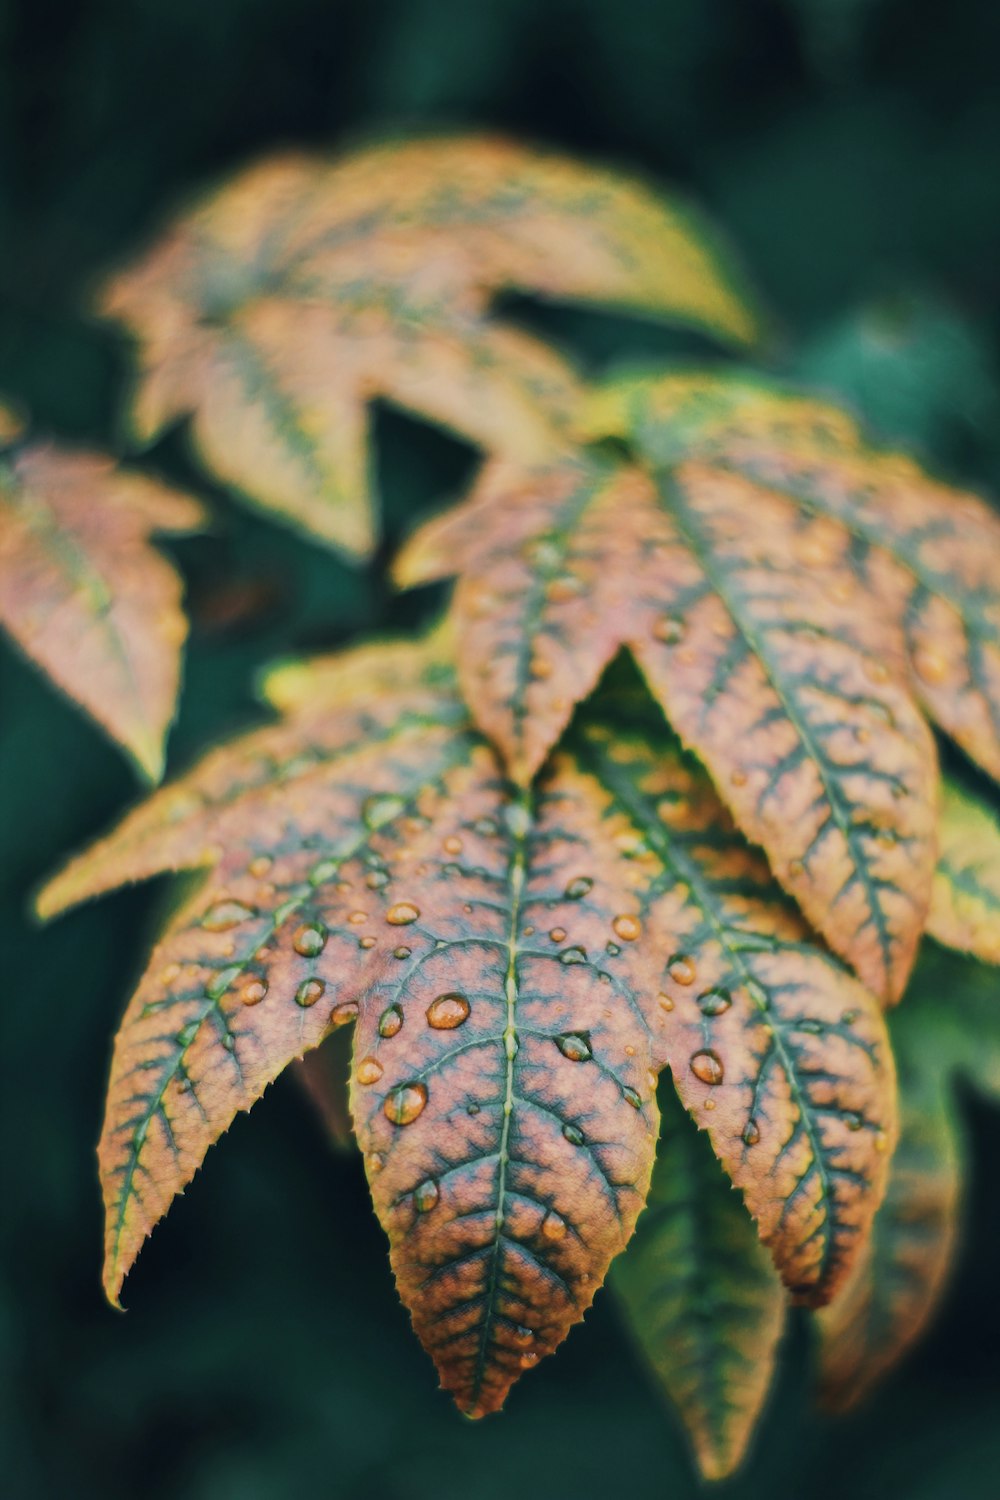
left=554, top=1032, right=592, bottom=1062
left=240, top=977, right=268, bottom=1006
left=690, top=1049, right=724, bottom=1085
left=295, top=978, right=325, bottom=1007
left=365, top=870, right=389, bottom=890
left=564, top=876, right=593, bottom=900
left=202, top=899, right=255, bottom=932
left=668, top=955, right=696, bottom=985
left=512, top=1325, right=534, bottom=1348
left=384, top=1081, right=428, bottom=1126
left=467, top=1101, right=481, bottom=1115
left=362, top=793, right=405, bottom=829
left=874, top=1129, right=888, bottom=1153
left=207, top=965, right=241, bottom=999
left=249, top=856, right=272, bottom=878
left=658, top=991, right=674, bottom=1012
left=914, top=645, right=948, bottom=685
left=698, top=987, right=732, bottom=1017
left=562, top=1123, right=585, bottom=1147
left=559, top=946, right=588, bottom=966
left=293, top=923, right=327, bottom=957
left=549, top=926, right=567, bottom=943
left=358, top=935, right=376, bottom=950
left=742, top=1118, right=761, bottom=1147
left=368, top=1152, right=384, bottom=1174
left=541, top=1210, right=567, bottom=1242
left=520, top=1351, right=540, bottom=1368
left=442, top=835, right=463, bottom=855
left=623, top=1086, right=642, bottom=1109
left=652, top=615, right=685, bottom=645
left=504, top=802, right=532, bottom=839
left=176, top=1020, right=200, bottom=1047
left=356, top=1056, right=383, bottom=1086
left=427, top=993, right=470, bottom=1029
left=414, top=1178, right=440, bottom=1213
left=612, top=914, right=642, bottom=942
left=473, top=818, right=499, bottom=837
left=330, top=1000, right=358, bottom=1026
left=393, top=946, right=412, bottom=960
left=310, top=859, right=339, bottom=885
left=386, top=901, right=420, bottom=926
left=221, top=1033, right=235, bottom=1052
left=347, top=910, right=368, bottom=925
left=378, top=1004, right=404, bottom=1038
left=605, top=942, right=620, bottom=956
left=845, top=1111, right=863, bottom=1132
left=841, top=1009, right=858, bottom=1025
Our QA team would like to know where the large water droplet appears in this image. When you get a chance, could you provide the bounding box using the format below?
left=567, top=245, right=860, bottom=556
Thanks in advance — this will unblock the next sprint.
left=365, top=869, right=389, bottom=890
left=549, top=926, right=567, bottom=943
left=356, top=1057, right=383, bottom=1086
left=386, top=901, right=420, bottom=926
left=697, top=987, right=732, bottom=1017
left=240, top=977, right=268, bottom=1006
left=330, top=1000, right=358, bottom=1026
left=414, top=1178, right=440, bottom=1213
left=393, top=946, right=412, bottom=960
left=559, top=946, right=588, bottom=966
left=541, top=1210, right=567, bottom=1242
left=384, top=1081, right=428, bottom=1126
left=668, top=955, right=697, bottom=985
left=690, top=1049, right=724, bottom=1085
left=442, top=835, right=463, bottom=855
left=554, top=1032, right=592, bottom=1062
left=613, top=914, right=642, bottom=942
left=742, top=1118, right=761, bottom=1147
left=293, top=923, right=327, bottom=957
left=564, top=876, right=593, bottom=900
left=202, top=899, right=255, bottom=932
left=362, top=793, right=405, bottom=829
left=295, top=978, right=325, bottom=1007
left=562, top=1122, right=585, bottom=1147
left=622, top=1086, right=642, bottom=1109
left=427, top=993, right=470, bottom=1029
left=378, top=1004, right=404, bottom=1038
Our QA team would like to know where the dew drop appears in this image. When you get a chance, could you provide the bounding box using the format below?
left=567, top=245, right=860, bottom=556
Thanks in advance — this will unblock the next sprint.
left=427, top=993, right=470, bottom=1029
left=467, top=1102, right=481, bottom=1116
left=393, top=946, right=412, bottom=960
left=386, top=901, right=420, bottom=926
left=505, top=1032, right=519, bottom=1060
left=474, top=818, right=499, bottom=837
left=668, top=955, right=696, bottom=985
left=612, top=914, right=642, bottom=942
left=202, top=899, right=255, bottom=932
left=356, top=1056, right=384, bottom=1086
left=368, top=1152, right=384, bottom=1174
left=520, top=1351, right=540, bottom=1368
left=742, top=1118, right=761, bottom=1147
left=365, top=870, right=389, bottom=890
left=559, top=946, right=588, bottom=966
left=414, top=1178, right=440, bottom=1213
left=347, top=910, right=368, bottom=925
left=554, top=1032, right=592, bottom=1062
left=293, top=923, right=327, bottom=957
left=240, top=977, right=268, bottom=1006
left=503, top=802, right=532, bottom=839
left=359, top=935, right=377, bottom=950
left=310, top=859, right=339, bottom=885
left=652, top=614, right=685, bottom=645
left=442, top=835, right=463, bottom=855
left=330, top=1000, right=358, bottom=1026
left=384, top=1081, right=428, bottom=1126
left=549, top=927, right=567, bottom=943
left=658, top=991, right=674, bottom=1012
left=697, top=987, right=732, bottom=1017
left=605, top=942, right=621, bottom=957
left=176, top=1020, right=200, bottom=1048
left=690, top=1049, right=724, bottom=1086
left=914, top=645, right=948, bottom=685
left=541, top=1210, right=567, bottom=1242
left=845, top=1111, right=863, bottom=1132
left=512, top=1325, right=534, bottom=1348
left=207, top=965, right=242, bottom=999
left=378, top=1004, right=404, bottom=1038
left=295, top=978, right=325, bottom=1007
left=564, top=876, right=593, bottom=900
left=623, top=1086, right=642, bottom=1109
left=562, top=1123, right=585, bottom=1147
left=362, top=793, right=405, bottom=829
left=249, top=856, right=272, bottom=878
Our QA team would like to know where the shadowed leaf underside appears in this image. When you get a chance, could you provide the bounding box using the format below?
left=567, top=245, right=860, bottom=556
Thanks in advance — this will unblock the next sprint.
left=399, top=441, right=938, bottom=1001
left=613, top=1085, right=785, bottom=1481
left=101, top=138, right=757, bottom=557
left=0, top=416, right=202, bottom=779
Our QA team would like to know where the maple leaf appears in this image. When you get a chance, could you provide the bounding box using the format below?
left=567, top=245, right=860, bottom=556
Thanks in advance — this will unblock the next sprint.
left=927, top=778, right=1000, bottom=963
left=612, top=1084, right=785, bottom=1481
left=817, top=947, right=1000, bottom=1409
left=100, top=138, right=758, bottom=559
left=0, top=402, right=202, bottom=780
left=397, top=383, right=947, bottom=1002
left=37, top=639, right=895, bottom=1417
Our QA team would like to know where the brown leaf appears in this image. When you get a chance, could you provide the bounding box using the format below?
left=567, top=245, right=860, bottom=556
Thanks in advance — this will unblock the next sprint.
left=102, top=138, right=759, bottom=558
left=399, top=441, right=938, bottom=1002
left=0, top=416, right=202, bottom=780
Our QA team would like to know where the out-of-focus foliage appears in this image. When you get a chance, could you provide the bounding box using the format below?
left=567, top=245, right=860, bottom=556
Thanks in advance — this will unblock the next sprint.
left=0, top=402, right=201, bottom=779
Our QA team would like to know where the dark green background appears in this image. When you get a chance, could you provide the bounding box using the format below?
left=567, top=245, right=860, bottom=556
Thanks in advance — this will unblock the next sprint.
left=3, top=2, right=1000, bottom=1495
